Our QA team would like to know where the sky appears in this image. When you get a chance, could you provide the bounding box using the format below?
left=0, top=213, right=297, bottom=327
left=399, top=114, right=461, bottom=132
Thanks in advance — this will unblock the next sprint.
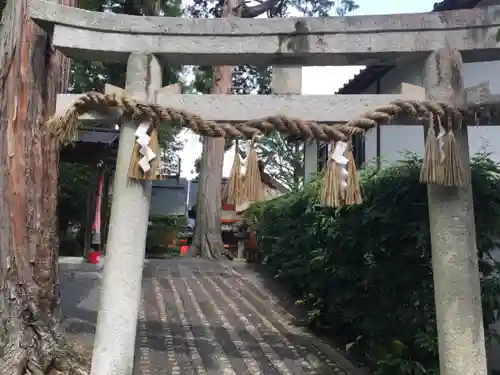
left=177, top=0, right=438, bottom=180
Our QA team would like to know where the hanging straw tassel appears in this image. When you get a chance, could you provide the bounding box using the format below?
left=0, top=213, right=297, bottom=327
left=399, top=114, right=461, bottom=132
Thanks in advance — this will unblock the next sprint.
left=46, top=106, right=80, bottom=144
left=319, top=143, right=342, bottom=208
left=441, top=130, right=464, bottom=187
left=419, top=121, right=440, bottom=185
left=223, top=141, right=243, bottom=205
left=150, top=125, right=163, bottom=180
left=241, top=137, right=265, bottom=204
left=235, top=173, right=246, bottom=208
left=345, top=146, right=363, bottom=205
left=127, top=122, right=160, bottom=180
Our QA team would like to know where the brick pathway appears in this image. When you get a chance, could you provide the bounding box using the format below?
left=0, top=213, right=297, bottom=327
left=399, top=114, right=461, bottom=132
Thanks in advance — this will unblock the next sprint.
left=135, top=258, right=364, bottom=375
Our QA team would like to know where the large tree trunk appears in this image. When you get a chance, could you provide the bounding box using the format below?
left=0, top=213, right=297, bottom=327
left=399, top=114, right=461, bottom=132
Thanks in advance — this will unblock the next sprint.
left=0, top=1, right=85, bottom=374
left=190, top=136, right=226, bottom=260
left=188, top=0, right=240, bottom=260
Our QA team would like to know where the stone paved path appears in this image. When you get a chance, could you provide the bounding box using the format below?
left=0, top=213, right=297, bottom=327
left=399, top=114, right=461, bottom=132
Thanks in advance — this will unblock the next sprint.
left=58, top=257, right=365, bottom=375
left=134, top=258, right=363, bottom=375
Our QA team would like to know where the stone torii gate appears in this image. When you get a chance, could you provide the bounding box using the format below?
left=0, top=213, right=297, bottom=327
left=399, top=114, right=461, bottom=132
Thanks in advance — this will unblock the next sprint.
left=30, top=1, right=500, bottom=375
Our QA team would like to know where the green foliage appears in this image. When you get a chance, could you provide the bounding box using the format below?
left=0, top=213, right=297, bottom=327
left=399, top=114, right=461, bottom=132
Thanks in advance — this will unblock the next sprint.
left=69, top=0, right=186, bottom=174
left=149, top=215, right=187, bottom=228
left=146, top=215, right=187, bottom=256
left=58, top=163, right=93, bottom=256
left=186, top=0, right=358, bottom=180
left=58, top=162, right=92, bottom=233
left=255, top=135, right=304, bottom=189
left=57, top=0, right=186, bottom=238
left=71, top=0, right=183, bottom=93
left=245, top=153, right=500, bottom=375
left=188, top=0, right=357, bottom=96
left=1, top=0, right=183, bottom=95
left=59, top=232, right=85, bottom=256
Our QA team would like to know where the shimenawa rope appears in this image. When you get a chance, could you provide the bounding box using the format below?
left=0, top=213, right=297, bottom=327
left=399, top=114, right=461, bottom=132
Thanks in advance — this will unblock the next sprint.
left=46, top=91, right=488, bottom=192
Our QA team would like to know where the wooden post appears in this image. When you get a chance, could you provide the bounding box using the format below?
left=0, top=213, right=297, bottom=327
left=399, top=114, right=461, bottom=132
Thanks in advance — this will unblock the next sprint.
left=100, top=169, right=109, bottom=254
left=83, top=166, right=99, bottom=257
left=237, top=240, right=245, bottom=259
left=100, top=168, right=113, bottom=254
left=424, top=48, right=487, bottom=375
left=304, top=140, right=318, bottom=184
left=90, top=53, right=162, bottom=375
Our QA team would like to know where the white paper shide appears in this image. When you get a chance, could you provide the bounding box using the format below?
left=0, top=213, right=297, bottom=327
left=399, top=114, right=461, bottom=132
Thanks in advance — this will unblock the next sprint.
left=134, top=121, right=156, bottom=172
left=436, top=125, right=446, bottom=163
left=331, top=141, right=349, bottom=190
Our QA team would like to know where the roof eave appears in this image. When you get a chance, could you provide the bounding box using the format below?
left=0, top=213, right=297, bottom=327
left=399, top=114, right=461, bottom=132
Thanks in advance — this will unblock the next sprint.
left=335, top=0, right=483, bottom=94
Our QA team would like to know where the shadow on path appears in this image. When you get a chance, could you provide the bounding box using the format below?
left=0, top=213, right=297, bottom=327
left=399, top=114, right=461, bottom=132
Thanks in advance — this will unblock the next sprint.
left=58, top=258, right=368, bottom=375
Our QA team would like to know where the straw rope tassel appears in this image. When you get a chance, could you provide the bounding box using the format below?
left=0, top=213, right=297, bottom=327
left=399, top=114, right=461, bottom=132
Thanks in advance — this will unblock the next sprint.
left=319, top=143, right=342, bottom=208
left=150, top=125, right=162, bottom=179
left=242, top=137, right=265, bottom=204
left=47, top=107, right=80, bottom=144
left=127, top=122, right=160, bottom=180
left=345, top=146, right=363, bottom=205
left=419, top=120, right=440, bottom=185
left=441, top=129, right=464, bottom=187
left=223, top=141, right=243, bottom=205
left=235, top=172, right=246, bottom=207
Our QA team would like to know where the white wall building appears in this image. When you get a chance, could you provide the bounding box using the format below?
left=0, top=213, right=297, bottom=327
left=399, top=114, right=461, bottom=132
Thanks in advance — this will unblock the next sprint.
left=344, top=60, right=500, bottom=168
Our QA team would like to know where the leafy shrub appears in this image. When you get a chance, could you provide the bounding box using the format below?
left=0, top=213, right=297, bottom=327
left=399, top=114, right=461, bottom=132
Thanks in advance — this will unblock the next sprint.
left=149, top=215, right=187, bottom=228
left=245, top=153, right=500, bottom=375
left=58, top=162, right=91, bottom=234
left=146, top=215, right=187, bottom=257
left=59, top=232, right=84, bottom=257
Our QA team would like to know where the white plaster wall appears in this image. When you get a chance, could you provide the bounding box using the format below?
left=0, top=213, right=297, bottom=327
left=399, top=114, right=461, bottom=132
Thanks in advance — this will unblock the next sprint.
left=364, top=60, right=425, bottom=166
left=364, top=125, right=424, bottom=167
left=364, top=60, right=500, bottom=166
left=364, top=59, right=500, bottom=373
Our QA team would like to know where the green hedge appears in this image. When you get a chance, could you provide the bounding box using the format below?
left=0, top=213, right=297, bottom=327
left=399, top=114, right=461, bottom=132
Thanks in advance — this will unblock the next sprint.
left=146, top=215, right=186, bottom=257
left=245, top=153, right=500, bottom=375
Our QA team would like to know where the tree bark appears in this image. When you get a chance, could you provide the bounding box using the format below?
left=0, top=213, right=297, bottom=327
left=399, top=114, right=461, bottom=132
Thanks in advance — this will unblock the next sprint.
left=188, top=0, right=240, bottom=260
left=0, top=1, right=85, bottom=374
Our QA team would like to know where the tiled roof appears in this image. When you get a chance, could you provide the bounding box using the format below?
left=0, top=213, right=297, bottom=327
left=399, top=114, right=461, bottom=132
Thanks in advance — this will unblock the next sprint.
left=336, top=0, right=483, bottom=94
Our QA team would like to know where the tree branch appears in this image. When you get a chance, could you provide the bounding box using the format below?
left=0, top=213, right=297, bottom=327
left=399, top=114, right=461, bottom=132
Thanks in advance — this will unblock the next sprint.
left=240, top=0, right=281, bottom=18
